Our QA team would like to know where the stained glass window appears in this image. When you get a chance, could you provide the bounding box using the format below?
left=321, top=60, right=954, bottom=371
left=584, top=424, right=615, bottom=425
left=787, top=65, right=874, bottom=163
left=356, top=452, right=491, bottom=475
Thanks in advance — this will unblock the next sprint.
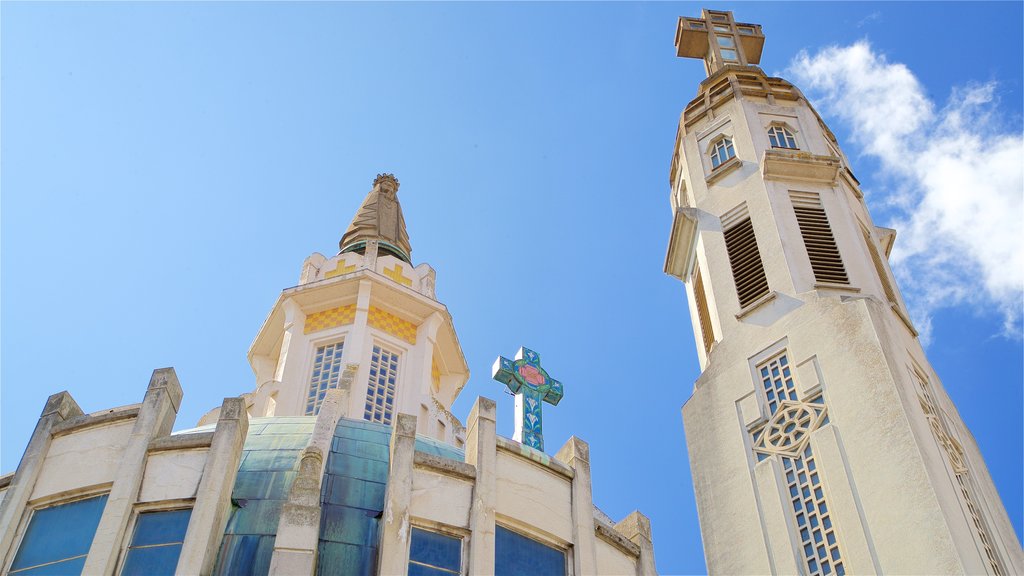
left=121, top=509, right=192, bottom=576
left=306, top=340, right=345, bottom=415
left=495, top=525, right=565, bottom=576
left=710, top=137, right=735, bottom=169
left=365, top=345, right=399, bottom=425
left=408, top=528, right=461, bottom=576
left=9, top=494, right=108, bottom=575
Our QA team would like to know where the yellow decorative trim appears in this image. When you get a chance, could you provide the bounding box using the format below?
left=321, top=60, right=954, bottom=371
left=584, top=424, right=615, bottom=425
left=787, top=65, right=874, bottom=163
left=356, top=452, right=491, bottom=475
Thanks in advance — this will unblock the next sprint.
left=324, top=261, right=357, bottom=279
left=431, top=356, right=441, bottom=393
left=383, top=264, right=413, bottom=287
left=368, top=306, right=417, bottom=344
left=304, top=305, right=356, bottom=334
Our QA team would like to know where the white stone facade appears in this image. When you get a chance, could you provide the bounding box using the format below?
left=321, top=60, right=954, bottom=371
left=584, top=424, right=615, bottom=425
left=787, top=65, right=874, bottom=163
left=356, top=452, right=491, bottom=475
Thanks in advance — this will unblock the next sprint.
left=0, top=175, right=655, bottom=575
left=666, top=9, right=1023, bottom=576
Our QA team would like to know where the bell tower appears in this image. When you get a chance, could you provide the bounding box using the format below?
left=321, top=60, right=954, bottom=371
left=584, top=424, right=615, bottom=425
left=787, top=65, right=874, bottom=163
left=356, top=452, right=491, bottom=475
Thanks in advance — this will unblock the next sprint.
left=664, top=10, right=1023, bottom=575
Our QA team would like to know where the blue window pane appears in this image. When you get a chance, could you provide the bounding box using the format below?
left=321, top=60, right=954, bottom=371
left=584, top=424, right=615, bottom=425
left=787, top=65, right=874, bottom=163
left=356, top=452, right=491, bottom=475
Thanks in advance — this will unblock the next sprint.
left=409, top=563, right=457, bottom=576
left=10, top=556, right=87, bottom=575
left=122, top=544, right=184, bottom=576
left=131, top=509, right=192, bottom=547
left=409, top=528, right=460, bottom=574
left=495, top=525, right=565, bottom=576
left=10, top=494, right=108, bottom=574
left=121, top=509, right=192, bottom=576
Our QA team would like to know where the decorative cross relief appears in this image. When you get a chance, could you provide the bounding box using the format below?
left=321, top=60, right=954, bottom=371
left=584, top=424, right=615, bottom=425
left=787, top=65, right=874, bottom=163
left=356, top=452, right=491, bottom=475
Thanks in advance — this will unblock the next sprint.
left=492, top=347, right=563, bottom=451
left=747, top=353, right=845, bottom=576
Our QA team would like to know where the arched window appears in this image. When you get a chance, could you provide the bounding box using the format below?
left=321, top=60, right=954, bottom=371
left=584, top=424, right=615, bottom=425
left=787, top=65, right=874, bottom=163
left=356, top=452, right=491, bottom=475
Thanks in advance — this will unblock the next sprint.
left=710, top=137, right=736, bottom=169
left=768, top=126, right=798, bottom=149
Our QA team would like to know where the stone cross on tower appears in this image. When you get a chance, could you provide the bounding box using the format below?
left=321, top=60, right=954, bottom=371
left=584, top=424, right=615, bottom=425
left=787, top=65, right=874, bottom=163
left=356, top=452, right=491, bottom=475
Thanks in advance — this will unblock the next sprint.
left=674, top=9, right=765, bottom=77
left=492, top=347, right=564, bottom=451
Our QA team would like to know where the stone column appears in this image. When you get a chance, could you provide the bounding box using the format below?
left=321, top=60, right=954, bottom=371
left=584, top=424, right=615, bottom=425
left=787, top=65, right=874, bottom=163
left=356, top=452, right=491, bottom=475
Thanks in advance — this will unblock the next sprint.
left=345, top=279, right=373, bottom=417
left=0, top=391, right=83, bottom=568
left=465, top=397, right=497, bottom=575
left=615, top=511, right=658, bottom=576
left=378, top=413, right=418, bottom=575
left=269, top=388, right=348, bottom=575
left=176, top=396, right=249, bottom=576
left=555, top=436, right=598, bottom=576
left=83, top=368, right=183, bottom=575
left=274, top=298, right=308, bottom=415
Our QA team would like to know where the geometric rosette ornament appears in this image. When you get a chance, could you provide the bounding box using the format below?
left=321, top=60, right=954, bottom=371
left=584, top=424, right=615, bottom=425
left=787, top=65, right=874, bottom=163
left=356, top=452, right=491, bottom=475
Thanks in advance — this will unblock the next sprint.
left=492, top=347, right=563, bottom=451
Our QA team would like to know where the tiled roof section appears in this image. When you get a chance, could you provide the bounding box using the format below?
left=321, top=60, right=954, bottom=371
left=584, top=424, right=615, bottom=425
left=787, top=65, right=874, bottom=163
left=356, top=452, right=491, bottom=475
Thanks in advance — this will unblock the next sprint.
left=209, top=416, right=466, bottom=576
left=214, top=417, right=316, bottom=576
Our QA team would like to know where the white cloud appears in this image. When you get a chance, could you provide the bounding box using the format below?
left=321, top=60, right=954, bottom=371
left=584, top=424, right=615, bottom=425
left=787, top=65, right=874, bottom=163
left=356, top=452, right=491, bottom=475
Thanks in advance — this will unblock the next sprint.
left=787, top=41, right=1023, bottom=342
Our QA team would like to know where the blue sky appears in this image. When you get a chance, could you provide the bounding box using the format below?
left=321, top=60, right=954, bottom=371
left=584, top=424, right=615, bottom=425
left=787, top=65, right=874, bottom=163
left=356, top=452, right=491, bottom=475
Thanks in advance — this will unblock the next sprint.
left=2, top=3, right=1021, bottom=574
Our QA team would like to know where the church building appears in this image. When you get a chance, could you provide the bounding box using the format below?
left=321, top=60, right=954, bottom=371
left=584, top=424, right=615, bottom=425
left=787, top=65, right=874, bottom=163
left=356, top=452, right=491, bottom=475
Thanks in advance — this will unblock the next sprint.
left=664, top=9, right=1023, bottom=576
left=0, top=173, right=656, bottom=575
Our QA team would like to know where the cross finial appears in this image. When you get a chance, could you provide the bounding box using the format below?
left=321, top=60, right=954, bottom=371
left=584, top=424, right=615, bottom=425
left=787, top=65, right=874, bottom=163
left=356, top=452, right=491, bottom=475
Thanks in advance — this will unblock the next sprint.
left=675, top=9, right=765, bottom=77
left=492, top=347, right=564, bottom=451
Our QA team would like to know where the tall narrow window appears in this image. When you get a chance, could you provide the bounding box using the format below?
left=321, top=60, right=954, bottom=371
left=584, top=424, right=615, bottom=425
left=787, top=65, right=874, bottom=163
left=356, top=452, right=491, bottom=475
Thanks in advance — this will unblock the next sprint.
left=306, top=340, right=345, bottom=415
left=495, top=525, right=566, bottom=576
left=861, top=227, right=898, bottom=304
left=121, top=509, right=192, bottom=576
left=710, top=137, right=736, bottom=169
left=749, top=353, right=846, bottom=576
left=912, top=368, right=1004, bottom=575
left=9, top=494, right=108, bottom=574
left=408, top=527, right=461, bottom=575
left=722, top=209, right=770, bottom=308
left=768, top=126, right=798, bottom=149
left=791, top=192, right=849, bottom=285
left=692, top=265, right=715, bottom=354
left=365, top=344, right=398, bottom=424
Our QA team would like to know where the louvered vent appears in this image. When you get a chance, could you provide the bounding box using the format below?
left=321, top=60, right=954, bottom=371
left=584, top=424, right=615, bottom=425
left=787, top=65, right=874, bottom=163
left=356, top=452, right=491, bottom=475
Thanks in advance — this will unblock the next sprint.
left=862, top=227, right=898, bottom=304
left=790, top=192, right=849, bottom=285
left=722, top=206, right=770, bottom=308
left=693, top=265, right=715, bottom=354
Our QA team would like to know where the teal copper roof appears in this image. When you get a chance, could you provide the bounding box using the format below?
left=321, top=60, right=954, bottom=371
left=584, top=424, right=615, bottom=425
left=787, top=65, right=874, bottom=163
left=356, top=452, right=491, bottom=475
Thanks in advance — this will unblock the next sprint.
left=209, top=416, right=465, bottom=576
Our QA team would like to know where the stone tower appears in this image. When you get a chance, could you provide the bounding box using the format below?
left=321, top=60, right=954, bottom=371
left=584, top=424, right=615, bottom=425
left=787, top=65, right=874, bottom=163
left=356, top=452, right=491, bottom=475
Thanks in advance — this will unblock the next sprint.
left=663, top=9, right=1023, bottom=575
left=200, top=173, right=471, bottom=446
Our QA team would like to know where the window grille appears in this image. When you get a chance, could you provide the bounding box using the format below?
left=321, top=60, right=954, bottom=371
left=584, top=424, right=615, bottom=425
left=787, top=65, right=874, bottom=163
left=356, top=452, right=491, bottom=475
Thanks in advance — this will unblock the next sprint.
left=751, top=353, right=846, bottom=576
left=409, top=527, right=461, bottom=575
left=693, top=265, right=715, bottom=354
left=722, top=211, right=770, bottom=308
left=791, top=192, right=849, bottom=285
left=121, top=509, right=192, bottom=576
left=861, top=227, right=898, bottom=304
left=365, top=344, right=399, bottom=425
left=9, top=494, right=108, bottom=574
left=710, top=137, right=736, bottom=169
left=783, top=449, right=845, bottom=576
left=306, top=340, right=345, bottom=416
left=768, top=126, right=798, bottom=149
left=912, top=368, right=1003, bottom=575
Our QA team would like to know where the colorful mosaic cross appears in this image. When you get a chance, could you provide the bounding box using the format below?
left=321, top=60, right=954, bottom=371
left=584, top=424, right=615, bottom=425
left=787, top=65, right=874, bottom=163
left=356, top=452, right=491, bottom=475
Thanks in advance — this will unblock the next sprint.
left=492, top=347, right=563, bottom=451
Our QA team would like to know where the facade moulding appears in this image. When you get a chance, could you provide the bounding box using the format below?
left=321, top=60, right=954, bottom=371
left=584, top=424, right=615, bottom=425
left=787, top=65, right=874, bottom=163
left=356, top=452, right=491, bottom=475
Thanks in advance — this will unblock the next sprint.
left=495, top=436, right=575, bottom=480
left=148, top=431, right=214, bottom=453
left=51, top=405, right=141, bottom=438
left=761, top=149, right=841, bottom=183
left=413, top=450, right=476, bottom=481
left=594, top=519, right=641, bottom=557
left=664, top=208, right=700, bottom=280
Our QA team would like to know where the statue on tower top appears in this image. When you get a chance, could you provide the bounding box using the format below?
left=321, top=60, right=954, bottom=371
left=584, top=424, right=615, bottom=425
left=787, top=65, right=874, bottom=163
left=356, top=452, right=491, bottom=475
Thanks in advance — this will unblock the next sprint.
left=340, top=173, right=413, bottom=263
